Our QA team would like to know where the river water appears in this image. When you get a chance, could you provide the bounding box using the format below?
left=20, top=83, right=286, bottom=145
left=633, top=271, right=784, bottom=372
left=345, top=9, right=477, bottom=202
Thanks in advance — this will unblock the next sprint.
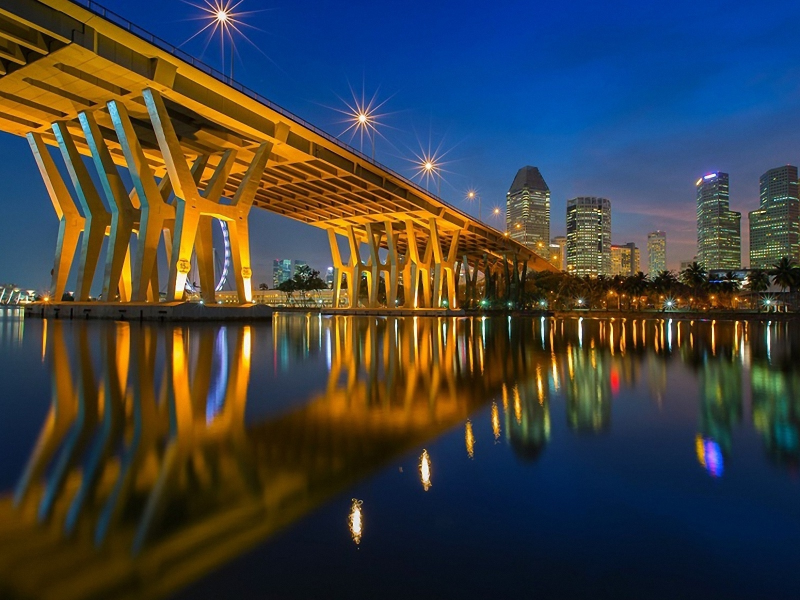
left=0, top=309, right=798, bottom=599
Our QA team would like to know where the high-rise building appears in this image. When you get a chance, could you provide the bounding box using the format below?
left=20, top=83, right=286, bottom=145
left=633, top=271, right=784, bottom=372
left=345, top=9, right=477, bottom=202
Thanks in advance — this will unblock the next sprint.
left=506, top=166, right=550, bottom=254
left=749, top=165, right=800, bottom=269
left=610, top=242, right=640, bottom=277
left=647, top=231, right=667, bottom=274
left=326, top=267, right=335, bottom=288
left=566, top=197, right=611, bottom=277
left=549, top=236, right=567, bottom=270
left=273, top=259, right=293, bottom=288
left=696, top=172, right=741, bottom=270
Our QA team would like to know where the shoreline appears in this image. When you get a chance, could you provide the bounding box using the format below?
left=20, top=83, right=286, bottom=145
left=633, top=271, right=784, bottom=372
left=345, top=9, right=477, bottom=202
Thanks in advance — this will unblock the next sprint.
left=19, top=302, right=798, bottom=322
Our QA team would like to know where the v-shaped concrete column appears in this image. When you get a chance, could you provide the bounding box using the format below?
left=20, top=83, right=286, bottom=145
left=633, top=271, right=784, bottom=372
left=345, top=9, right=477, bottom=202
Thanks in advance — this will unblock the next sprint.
left=404, top=220, right=433, bottom=308
left=52, top=122, right=112, bottom=301
left=108, top=100, right=176, bottom=302
left=142, top=88, right=272, bottom=304
left=79, top=111, right=137, bottom=302
left=27, top=133, right=85, bottom=302
left=327, top=228, right=355, bottom=308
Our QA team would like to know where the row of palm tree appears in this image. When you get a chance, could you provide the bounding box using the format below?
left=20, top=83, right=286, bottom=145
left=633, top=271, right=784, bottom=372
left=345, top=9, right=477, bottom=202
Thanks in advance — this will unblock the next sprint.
left=514, top=257, right=800, bottom=311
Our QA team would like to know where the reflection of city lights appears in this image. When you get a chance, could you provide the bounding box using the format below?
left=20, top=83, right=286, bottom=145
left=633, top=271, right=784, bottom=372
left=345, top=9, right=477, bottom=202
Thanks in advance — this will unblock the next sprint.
left=695, top=435, right=724, bottom=477
left=491, top=402, right=501, bottom=441
left=513, top=386, right=522, bottom=424
left=419, top=449, right=432, bottom=491
left=349, top=499, right=363, bottom=544
left=465, top=420, right=475, bottom=459
left=610, top=369, right=620, bottom=395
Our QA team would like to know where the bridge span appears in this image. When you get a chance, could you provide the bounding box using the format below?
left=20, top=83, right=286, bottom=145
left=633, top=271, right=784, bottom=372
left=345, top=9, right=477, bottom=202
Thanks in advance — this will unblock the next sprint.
left=0, top=0, right=555, bottom=309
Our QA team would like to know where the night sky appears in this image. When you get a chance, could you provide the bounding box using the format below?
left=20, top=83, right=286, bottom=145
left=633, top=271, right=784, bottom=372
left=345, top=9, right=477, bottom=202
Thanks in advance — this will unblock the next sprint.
left=2, top=0, right=800, bottom=290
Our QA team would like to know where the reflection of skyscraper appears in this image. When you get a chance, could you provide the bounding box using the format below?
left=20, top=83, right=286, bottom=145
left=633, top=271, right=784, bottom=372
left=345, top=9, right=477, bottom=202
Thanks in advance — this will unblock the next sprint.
left=698, top=359, right=742, bottom=457
left=566, top=197, right=612, bottom=277
left=506, top=166, right=550, bottom=254
left=696, top=172, right=741, bottom=270
left=751, top=362, right=800, bottom=466
left=566, top=347, right=611, bottom=432
left=647, top=231, right=667, bottom=275
left=505, top=378, right=551, bottom=461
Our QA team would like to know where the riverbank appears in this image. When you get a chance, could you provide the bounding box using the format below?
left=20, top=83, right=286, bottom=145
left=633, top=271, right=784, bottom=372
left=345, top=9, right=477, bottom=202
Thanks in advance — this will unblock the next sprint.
left=547, top=309, right=799, bottom=321
left=24, top=301, right=274, bottom=322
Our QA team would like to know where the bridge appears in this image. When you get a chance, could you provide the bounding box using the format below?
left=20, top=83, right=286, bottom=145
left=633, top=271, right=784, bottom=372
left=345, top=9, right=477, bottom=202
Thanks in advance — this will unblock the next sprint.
left=0, top=315, right=553, bottom=599
left=0, top=0, right=555, bottom=310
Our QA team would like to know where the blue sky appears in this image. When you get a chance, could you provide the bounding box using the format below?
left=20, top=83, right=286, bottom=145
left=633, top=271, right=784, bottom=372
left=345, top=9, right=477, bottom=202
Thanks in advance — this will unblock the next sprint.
left=2, top=0, right=800, bottom=288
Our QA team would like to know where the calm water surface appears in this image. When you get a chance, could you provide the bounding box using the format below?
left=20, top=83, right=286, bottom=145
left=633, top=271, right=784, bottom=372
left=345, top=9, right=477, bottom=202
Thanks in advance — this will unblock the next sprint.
left=0, top=309, right=799, bottom=599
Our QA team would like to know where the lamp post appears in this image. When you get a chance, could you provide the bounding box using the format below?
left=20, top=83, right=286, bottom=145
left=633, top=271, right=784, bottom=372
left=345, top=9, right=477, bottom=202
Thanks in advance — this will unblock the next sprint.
left=466, top=190, right=482, bottom=222
left=421, top=158, right=440, bottom=196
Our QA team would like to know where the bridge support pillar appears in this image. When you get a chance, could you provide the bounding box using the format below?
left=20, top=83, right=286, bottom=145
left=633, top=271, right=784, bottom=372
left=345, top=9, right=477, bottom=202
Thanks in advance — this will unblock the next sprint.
left=109, top=100, right=176, bottom=302
left=79, top=111, right=138, bottom=302
left=52, top=122, right=112, bottom=302
left=27, top=133, right=85, bottom=302
left=141, top=88, right=272, bottom=305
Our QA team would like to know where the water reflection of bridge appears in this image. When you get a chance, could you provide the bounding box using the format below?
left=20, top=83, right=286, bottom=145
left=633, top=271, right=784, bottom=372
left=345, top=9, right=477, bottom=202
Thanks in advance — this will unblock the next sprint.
left=2, top=315, right=800, bottom=599
left=0, top=315, right=553, bottom=600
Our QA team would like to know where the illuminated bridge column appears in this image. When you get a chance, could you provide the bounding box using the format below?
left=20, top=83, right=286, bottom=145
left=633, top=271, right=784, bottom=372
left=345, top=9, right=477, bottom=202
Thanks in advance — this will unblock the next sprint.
left=142, top=88, right=272, bottom=304
left=427, top=219, right=460, bottom=309
left=404, top=220, right=432, bottom=309
left=326, top=228, right=353, bottom=309
left=109, top=100, right=176, bottom=302
left=27, top=133, right=85, bottom=302
left=51, top=122, right=112, bottom=302
left=79, top=111, right=137, bottom=302
left=462, top=255, right=480, bottom=309
left=345, top=225, right=370, bottom=308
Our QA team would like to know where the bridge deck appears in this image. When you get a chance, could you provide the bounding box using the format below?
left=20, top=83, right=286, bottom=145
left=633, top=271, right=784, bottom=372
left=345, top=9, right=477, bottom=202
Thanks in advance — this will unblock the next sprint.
left=0, top=0, right=556, bottom=270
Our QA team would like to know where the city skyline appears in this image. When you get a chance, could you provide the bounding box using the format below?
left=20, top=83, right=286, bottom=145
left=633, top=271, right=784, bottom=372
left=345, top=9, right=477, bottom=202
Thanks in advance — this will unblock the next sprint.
left=1, top=0, right=800, bottom=288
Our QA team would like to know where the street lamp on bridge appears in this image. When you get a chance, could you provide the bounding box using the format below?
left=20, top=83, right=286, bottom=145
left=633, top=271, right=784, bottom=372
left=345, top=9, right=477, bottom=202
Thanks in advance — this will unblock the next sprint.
left=466, top=189, right=482, bottom=222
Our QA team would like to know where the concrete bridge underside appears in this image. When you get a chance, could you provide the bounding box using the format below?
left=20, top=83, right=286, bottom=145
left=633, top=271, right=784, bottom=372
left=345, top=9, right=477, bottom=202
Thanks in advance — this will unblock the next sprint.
left=0, top=0, right=556, bottom=309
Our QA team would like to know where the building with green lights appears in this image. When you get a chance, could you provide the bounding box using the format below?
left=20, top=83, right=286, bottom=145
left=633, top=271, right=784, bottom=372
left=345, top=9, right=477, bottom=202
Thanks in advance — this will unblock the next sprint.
left=748, top=165, right=799, bottom=269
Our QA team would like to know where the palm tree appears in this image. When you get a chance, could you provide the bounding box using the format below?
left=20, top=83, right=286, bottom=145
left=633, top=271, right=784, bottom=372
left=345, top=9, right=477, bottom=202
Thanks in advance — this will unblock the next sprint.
left=718, top=271, right=741, bottom=309
left=771, top=257, right=797, bottom=291
left=771, top=257, right=797, bottom=309
left=747, top=268, right=770, bottom=311
left=747, top=269, right=770, bottom=293
left=680, top=262, right=707, bottom=308
left=623, top=272, right=649, bottom=311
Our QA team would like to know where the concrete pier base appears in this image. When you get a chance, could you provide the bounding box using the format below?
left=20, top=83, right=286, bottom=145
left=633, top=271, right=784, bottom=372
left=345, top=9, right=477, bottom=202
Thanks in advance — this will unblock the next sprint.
left=24, top=301, right=274, bottom=322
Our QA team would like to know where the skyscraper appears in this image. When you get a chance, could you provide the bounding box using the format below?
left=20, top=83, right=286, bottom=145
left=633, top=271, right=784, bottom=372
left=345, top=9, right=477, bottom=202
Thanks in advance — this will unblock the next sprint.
left=647, top=231, right=667, bottom=274
left=610, top=242, right=640, bottom=276
left=566, top=197, right=611, bottom=277
left=696, top=173, right=741, bottom=270
left=506, top=166, right=550, bottom=254
left=273, top=259, right=293, bottom=288
left=749, top=165, right=800, bottom=269
left=550, top=236, right=567, bottom=270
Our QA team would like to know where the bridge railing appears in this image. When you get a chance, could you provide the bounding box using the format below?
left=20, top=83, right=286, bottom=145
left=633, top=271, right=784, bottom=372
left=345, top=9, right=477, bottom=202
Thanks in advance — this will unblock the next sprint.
left=68, top=0, right=508, bottom=239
